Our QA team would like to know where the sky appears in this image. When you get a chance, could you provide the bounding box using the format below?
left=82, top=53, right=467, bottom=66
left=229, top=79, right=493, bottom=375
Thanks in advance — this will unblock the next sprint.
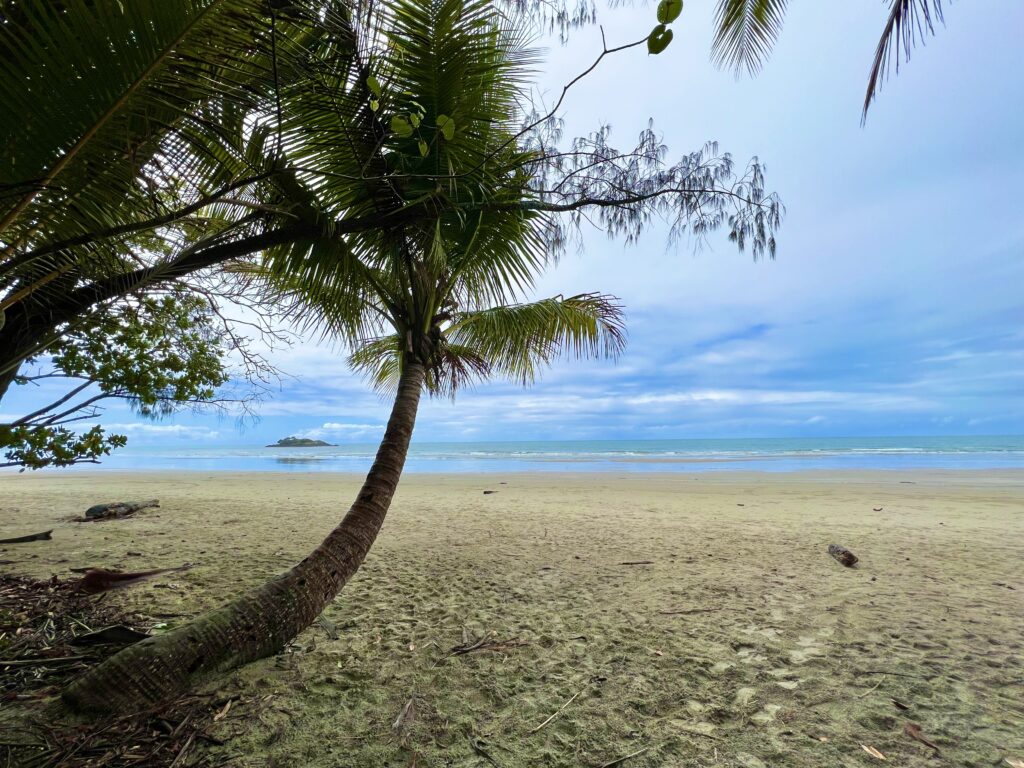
left=6, top=1, right=1024, bottom=447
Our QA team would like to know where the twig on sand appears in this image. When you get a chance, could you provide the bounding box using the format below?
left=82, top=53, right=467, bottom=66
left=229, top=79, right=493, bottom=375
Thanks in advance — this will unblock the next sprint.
left=168, top=731, right=196, bottom=767
left=529, top=687, right=585, bottom=733
left=904, top=722, right=941, bottom=754
left=619, top=561, right=653, bottom=566
left=447, top=634, right=528, bottom=659
left=858, top=675, right=885, bottom=698
left=600, top=746, right=650, bottom=767
left=0, top=655, right=86, bottom=667
left=0, top=529, right=52, bottom=544
left=658, top=608, right=715, bottom=615
left=860, top=669, right=929, bottom=679
left=470, top=737, right=501, bottom=767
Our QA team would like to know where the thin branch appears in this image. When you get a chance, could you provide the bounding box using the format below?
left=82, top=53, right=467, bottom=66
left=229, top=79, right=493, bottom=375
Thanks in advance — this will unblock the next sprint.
left=0, top=172, right=277, bottom=271
left=41, top=393, right=112, bottom=426
left=12, top=380, right=92, bottom=425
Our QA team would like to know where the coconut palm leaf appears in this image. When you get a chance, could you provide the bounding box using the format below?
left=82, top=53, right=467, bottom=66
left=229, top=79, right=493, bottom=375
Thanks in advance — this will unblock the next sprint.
left=445, top=293, right=625, bottom=387
left=710, top=0, right=788, bottom=76
left=0, top=0, right=277, bottom=241
left=863, top=0, right=945, bottom=120
left=709, top=0, right=951, bottom=119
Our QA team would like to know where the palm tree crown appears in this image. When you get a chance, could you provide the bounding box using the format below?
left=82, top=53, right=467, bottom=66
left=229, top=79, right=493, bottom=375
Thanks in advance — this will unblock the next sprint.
left=248, top=0, right=629, bottom=394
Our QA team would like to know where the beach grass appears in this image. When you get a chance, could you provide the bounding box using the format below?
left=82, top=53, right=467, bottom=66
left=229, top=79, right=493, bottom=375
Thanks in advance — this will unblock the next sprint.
left=1, top=470, right=1022, bottom=766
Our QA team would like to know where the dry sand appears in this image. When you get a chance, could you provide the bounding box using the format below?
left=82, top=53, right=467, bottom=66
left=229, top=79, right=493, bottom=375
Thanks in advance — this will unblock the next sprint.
left=1, top=470, right=1022, bottom=767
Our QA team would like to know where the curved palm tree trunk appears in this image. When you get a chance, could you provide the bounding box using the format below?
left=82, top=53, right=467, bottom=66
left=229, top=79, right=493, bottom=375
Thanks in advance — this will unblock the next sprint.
left=62, top=361, right=426, bottom=716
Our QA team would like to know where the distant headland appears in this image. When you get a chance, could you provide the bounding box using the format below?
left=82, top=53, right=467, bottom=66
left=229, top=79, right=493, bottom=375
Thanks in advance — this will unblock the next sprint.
left=266, top=437, right=336, bottom=448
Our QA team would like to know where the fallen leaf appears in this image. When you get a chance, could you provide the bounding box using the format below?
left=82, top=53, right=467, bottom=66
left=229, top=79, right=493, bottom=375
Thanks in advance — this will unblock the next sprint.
left=1004, top=759, right=1024, bottom=768
left=213, top=699, right=232, bottom=721
left=861, top=745, right=887, bottom=760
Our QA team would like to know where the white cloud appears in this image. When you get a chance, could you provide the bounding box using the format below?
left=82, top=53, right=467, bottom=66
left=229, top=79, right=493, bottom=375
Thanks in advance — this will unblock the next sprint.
left=104, top=423, right=221, bottom=441
left=298, top=422, right=385, bottom=440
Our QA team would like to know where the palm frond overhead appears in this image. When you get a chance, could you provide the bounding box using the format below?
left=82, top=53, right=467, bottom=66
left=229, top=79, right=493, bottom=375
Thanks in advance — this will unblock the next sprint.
left=863, top=0, right=946, bottom=120
left=0, top=0, right=281, bottom=241
left=710, top=0, right=788, bottom=76
left=446, top=293, right=625, bottom=387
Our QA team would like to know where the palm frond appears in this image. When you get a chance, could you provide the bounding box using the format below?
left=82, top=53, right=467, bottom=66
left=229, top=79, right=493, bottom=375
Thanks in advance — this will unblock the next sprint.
left=446, top=293, right=625, bottom=387
left=0, top=0, right=280, bottom=241
left=710, top=0, right=788, bottom=76
left=349, top=335, right=405, bottom=394
left=863, top=0, right=946, bottom=120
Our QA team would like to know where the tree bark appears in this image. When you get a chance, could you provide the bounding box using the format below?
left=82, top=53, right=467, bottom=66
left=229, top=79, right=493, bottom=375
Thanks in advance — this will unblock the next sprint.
left=61, top=360, right=426, bottom=716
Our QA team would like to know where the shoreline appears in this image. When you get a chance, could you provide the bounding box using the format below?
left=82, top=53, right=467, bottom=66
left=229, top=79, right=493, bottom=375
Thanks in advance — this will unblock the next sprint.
left=4, top=466, right=1024, bottom=481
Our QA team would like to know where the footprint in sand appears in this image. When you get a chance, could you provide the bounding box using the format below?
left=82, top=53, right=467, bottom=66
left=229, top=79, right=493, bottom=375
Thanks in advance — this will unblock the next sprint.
left=733, top=687, right=757, bottom=707
left=737, top=643, right=770, bottom=667
left=768, top=667, right=800, bottom=689
left=741, top=624, right=782, bottom=641
left=789, top=634, right=824, bottom=664
left=751, top=704, right=782, bottom=724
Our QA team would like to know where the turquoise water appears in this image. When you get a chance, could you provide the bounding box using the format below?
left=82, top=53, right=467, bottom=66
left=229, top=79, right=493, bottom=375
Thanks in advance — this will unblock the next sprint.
left=33, top=436, right=1024, bottom=473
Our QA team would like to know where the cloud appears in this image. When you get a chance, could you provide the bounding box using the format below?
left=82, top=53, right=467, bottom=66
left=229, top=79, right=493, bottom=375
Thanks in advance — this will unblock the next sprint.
left=298, top=422, right=385, bottom=440
left=103, top=423, right=221, bottom=441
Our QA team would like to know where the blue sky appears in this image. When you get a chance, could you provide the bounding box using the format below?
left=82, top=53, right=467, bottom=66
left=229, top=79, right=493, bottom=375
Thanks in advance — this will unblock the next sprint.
left=6, top=1, right=1024, bottom=447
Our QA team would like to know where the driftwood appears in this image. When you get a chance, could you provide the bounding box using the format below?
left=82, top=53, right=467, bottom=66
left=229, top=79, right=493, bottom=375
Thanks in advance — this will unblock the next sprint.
left=828, top=544, right=859, bottom=567
left=73, top=564, right=192, bottom=594
left=0, top=529, right=52, bottom=544
left=71, top=625, right=151, bottom=646
left=83, top=499, right=159, bottom=521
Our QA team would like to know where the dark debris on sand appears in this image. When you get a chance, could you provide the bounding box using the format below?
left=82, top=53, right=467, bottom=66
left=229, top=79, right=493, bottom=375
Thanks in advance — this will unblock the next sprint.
left=0, top=574, right=249, bottom=767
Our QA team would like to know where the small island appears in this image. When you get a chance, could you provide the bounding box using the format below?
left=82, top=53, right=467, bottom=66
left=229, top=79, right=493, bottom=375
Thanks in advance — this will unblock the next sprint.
left=266, top=437, right=336, bottom=448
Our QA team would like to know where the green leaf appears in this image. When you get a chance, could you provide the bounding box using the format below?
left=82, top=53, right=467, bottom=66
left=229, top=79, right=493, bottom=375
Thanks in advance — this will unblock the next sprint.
left=437, top=114, right=456, bottom=140
left=370, top=98, right=380, bottom=112
left=390, top=115, right=414, bottom=137
left=648, top=24, right=674, bottom=54
left=366, top=75, right=381, bottom=98
left=657, top=0, right=683, bottom=23
left=409, top=112, right=421, bottom=128
left=417, top=138, right=429, bottom=157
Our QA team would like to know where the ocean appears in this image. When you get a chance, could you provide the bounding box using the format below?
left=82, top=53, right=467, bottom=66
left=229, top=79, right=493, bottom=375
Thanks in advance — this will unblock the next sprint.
left=31, top=435, right=1024, bottom=474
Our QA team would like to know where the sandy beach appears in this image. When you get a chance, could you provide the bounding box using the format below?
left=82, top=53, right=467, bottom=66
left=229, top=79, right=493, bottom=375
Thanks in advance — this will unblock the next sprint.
left=1, top=470, right=1022, bottom=767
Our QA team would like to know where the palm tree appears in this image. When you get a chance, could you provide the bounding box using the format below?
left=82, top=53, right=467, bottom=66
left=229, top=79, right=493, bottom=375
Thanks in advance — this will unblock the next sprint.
left=0, top=0, right=301, bottom=397
left=710, top=0, right=949, bottom=119
left=62, top=0, right=780, bottom=714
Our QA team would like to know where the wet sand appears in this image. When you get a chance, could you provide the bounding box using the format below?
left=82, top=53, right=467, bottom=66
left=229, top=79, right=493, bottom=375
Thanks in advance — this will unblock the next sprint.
left=1, top=470, right=1022, bottom=766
